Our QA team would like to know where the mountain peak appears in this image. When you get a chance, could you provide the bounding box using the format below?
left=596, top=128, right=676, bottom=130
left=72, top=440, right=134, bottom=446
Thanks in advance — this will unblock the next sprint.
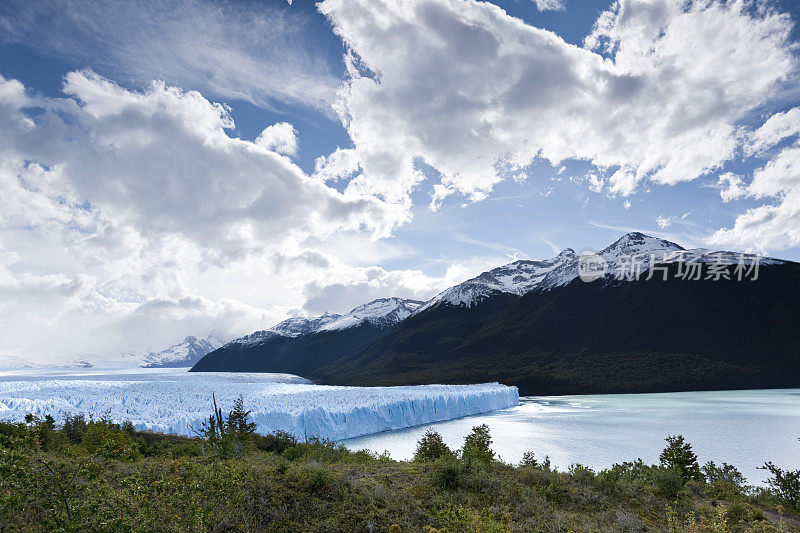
left=602, top=232, right=683, bottom=255
left=141, top=334, right=225, bottom=368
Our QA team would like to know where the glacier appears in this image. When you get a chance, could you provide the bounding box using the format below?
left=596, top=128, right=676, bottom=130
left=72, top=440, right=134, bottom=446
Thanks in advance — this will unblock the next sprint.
left=0, top=368, right=519, bottom=441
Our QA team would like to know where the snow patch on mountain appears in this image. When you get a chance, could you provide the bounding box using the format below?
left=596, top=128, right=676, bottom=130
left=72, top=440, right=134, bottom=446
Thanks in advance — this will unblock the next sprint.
left=0, top=355, right=93, bottom=370
left=319, top=298, right=425, bottom=331
left=419, top=248, right=578, bottom=310
left=233, top=313, right=342, bottom=348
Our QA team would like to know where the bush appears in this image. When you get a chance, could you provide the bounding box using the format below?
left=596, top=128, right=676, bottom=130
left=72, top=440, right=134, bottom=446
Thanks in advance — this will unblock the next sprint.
left=462, top=425, right=494, bottom=466
left=760, top=461, right=800, bottom=508
left=80, top=419, right=142, bottom=461
left=659, top=435, right=702, bottom=482
left=414, top=430, right=453, bottom=462
left=62, top=415, right=88, bottom=444
left=651, top=467, right=684, bottom=497
left=432, top=454, right=462, bottom=490
left=702, top=461, right=747, bottom=489
left=255, top=430, right=297, bottom=454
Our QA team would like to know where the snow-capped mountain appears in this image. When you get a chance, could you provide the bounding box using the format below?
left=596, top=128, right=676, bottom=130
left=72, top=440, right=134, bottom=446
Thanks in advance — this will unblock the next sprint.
left=319, top=298, right=424, bottom=331
left=423, top=232, right=784, bottom=309
left=140, top=334, right=226, bottom=368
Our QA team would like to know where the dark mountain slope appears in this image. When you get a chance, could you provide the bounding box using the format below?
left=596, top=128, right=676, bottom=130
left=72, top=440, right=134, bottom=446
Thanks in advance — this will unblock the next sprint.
left=313, top=262, right=800, bottom=395
left=190, top=323, right=386, bottom=376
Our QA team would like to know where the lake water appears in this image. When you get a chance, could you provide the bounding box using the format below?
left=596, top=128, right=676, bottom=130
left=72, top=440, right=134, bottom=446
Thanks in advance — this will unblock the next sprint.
left=1, top=368, right=795, bottom=486
left=342, top=388, right=800, bottom=486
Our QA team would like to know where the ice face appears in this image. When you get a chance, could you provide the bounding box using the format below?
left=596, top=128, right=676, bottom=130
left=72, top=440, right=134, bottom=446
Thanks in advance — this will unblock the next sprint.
left=0, top=368, right=519, bottom=441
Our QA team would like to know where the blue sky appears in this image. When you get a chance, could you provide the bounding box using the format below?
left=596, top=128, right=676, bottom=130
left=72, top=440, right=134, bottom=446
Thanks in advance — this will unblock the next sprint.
left=1, top=0, right=799, bottom=360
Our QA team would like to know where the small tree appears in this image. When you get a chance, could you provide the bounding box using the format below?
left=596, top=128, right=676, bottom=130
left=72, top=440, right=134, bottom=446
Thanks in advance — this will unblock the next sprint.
left=462, top=424, right=494, bottom=466
left=199, top=393, right=234, bottom=457
left=199, top=394, right=258, bottom=457
left=760, top=462, right=800, bottom=508
left=520, top=451, right=551, bottom=470
left=413, top=430, right=452, bottom=462
left=227, top=397, right=257, bottom=444
left=659, top=435, right=702, bottom=482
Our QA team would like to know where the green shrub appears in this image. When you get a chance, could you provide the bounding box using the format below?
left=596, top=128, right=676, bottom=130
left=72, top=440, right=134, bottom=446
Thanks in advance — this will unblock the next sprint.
left=651, top=467, right=685, bottom=497
left=80, top=419, right=142, bottom=461
left=62, top=415, right=88, bottom=444
left=432, top=454, right=462, bottom=490
left=436, top=505, right=510, bottom=533
left=760, top=461, right=800, bottom=508
left=255, top=430, right=297, bottom=454
left=414, top=430, right=453, bottom=462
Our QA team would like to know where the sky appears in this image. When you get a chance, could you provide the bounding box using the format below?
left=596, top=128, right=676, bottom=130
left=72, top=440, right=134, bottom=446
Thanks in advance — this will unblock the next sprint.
left=1, top=0, right=799, bottom=362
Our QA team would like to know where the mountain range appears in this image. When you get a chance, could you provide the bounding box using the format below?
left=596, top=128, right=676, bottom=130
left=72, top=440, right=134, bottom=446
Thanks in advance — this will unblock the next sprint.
left=191, top=232, right=800, bottom=394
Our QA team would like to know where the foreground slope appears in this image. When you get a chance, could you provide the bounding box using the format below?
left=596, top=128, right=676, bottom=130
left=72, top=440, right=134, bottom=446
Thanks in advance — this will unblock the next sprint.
left=5, top=419, right=797, bottom=532
left=315, top=260, right=800, bottom=394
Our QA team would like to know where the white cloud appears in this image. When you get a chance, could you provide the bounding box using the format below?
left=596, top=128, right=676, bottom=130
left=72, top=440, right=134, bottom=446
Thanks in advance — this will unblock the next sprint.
left=255, top=122, right=298, bottom=156
left=0, top=71, right=417, bottom=361
left=318, top=0, right=794, bottom=206
left=711, top=142, right=800, bottom=251
left=718, top=173, right=747, bottom=203
left=587, top=173, right=605, bottom=193
left=313, top=147, right=361, bottom=182
left=0, top=0, right=341, bottom=111
left=656, top=215, right=674, bottom=229
left=745, top=107, right=800, bottom=155
left=710, top=105, right=800, bottom=251
left=533, top=0, right=565, bottom=12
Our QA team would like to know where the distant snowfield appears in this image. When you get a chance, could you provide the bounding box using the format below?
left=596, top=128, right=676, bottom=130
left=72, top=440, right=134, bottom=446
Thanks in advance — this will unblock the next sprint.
left=0, top=368, right=519, bottom=441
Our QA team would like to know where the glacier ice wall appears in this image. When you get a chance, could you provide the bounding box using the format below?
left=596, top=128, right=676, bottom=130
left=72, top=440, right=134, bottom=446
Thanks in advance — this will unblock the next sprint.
left=0, top=368, right=519, bottom=441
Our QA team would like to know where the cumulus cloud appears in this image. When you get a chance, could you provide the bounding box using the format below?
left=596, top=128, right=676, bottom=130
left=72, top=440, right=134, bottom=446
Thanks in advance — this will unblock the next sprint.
left=718, top=173, right=747, bottom=203
left=711, top=140, right=800, bottom=251
left=4, top=71, right=398, bottom=254
left=708, top=103, right=800, bottom=251
left=0, top=0, right=341, bottom=111
left=0, top=71, right=417, bottom=361
left=318, top=0, right=795, bottom=205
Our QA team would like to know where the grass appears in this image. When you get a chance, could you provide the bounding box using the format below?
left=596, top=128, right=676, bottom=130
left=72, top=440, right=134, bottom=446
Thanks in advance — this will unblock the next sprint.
left=0, top=414, right=798, bottom=532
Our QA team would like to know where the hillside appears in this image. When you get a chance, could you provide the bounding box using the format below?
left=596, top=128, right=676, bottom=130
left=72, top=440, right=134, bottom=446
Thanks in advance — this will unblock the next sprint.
left=313, top=261, right=800, bottom=395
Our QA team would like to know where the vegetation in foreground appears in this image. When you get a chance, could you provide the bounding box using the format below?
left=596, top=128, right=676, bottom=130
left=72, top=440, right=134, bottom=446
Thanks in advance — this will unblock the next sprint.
left=1, top=400, right=798, bottom=532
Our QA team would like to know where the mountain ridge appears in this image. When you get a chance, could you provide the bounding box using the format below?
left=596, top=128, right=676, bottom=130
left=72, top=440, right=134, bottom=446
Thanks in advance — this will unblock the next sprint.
left=191, top=232, right=798, bottom=395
